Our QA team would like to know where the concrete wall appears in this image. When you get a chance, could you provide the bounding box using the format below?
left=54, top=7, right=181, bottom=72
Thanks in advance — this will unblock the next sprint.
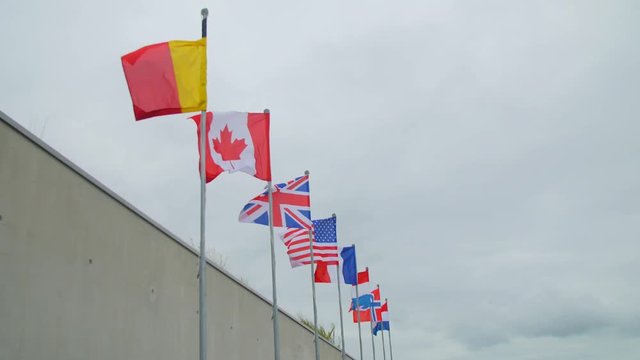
left=0, top=112, right=352, bottom=360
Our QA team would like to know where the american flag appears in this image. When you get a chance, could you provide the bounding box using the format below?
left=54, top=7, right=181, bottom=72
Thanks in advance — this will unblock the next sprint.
left=280, top=217, right=339, bottom=268
left=238, top=175, right=311, bottom=229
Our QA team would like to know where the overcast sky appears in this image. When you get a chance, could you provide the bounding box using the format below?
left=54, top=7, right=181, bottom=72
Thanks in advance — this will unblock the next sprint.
left=2, top=0, right=639, bottom=359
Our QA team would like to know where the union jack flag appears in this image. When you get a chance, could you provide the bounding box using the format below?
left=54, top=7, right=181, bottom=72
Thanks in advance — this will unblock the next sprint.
left=239, top=175, right=311, bottom=229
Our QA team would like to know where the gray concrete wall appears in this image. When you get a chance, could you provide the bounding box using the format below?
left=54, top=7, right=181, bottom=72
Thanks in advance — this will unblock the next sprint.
left=0, top=112, right=352, bottom=360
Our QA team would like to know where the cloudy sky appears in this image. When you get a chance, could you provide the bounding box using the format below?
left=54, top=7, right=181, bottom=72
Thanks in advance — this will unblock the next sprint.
left=2, top=0, right=639, bottom=359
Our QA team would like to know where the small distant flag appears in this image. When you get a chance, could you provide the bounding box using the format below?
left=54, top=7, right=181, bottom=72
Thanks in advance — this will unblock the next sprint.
left=350, top=269, right=373, bottom=311
left=239, top=175, right=311, bottom=229
left=352, top=308, right=372, bottom=323
left=190, top=112, right=271, bottom=182
left=357, top=268, right=370, bottom=285
left=371, top=287, right=381, bottom=304
left=314, top=260, right=331, bottom=283
left=121, top=39, right=206, bottom=120
left=340, top=245, right=358, bottom=285
left=373, top=301, right=390, bottom=335
left=351, top=286, right=381, bottom=323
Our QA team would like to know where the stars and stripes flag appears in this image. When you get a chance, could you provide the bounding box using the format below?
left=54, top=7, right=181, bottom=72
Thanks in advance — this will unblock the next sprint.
left=239, top=175, right=311, bottom=229
left=279, top=217, right=339, bottom=268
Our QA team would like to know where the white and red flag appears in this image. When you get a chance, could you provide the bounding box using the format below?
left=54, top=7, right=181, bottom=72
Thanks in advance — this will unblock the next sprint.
left=190, top=111, right=271, bottom=182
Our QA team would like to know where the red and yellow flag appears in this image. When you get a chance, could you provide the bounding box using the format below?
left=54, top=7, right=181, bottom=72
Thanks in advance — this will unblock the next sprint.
left=121, top=39, right=206, bottom=120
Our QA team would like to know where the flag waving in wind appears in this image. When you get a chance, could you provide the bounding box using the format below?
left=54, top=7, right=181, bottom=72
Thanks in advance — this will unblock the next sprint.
left=350, top=268, right=373, bottom=311
left=121, top=39, right=206, bottom=120
left=351, top=286, right=381, bottom=323
left=239, top=175, right=311, bottom=229
left=340, top=245, right=358, bottom=285
left=190, top=112, right=271, bottom=182
left=279, top=216, right=339, bottom=267
left=373, top=301, right=390, bottom=335
left=314, top=260, right=331, bottom=283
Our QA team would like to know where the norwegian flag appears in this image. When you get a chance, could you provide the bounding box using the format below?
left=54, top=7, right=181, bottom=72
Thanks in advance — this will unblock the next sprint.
left=352, top=286, right=381, bottom=323
left=279, top=217, right=339, bottom=268
left=239, top=175, right=311, bottom=229
left=373, top=301, right=390, bottom=335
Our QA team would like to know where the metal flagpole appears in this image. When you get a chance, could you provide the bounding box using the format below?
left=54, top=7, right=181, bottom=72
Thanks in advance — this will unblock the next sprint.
left=369, top=273, right=376, bottom=360
left=381, top=320, right=387, bottom=360
left=353, top=244, right=363, bottom=360
left=308, top=179, right=320, bottom=360
left=370, top=308, right=377, bottom=360
left=198, top=9, right=209, bottom=360
left=334, top=215, right=346, bottom=360
left=266, top=109, right=281, bottom=360
left=386, top=298, right=394, bottom=360
left=379, top=287, right=387, bottom=360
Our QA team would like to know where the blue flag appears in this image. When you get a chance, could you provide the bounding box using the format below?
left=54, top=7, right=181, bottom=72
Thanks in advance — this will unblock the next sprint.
left=312, top=217, right=337, bottom=243
left=341, top=245, right=357, bottom=285
left=372, top=321, right=390, bottom=335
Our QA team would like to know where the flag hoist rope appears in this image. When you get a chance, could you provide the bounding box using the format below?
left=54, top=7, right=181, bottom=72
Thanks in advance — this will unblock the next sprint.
left=266, top=109, right=281, bottom=360
left=198, top=9, right=209, bottom=360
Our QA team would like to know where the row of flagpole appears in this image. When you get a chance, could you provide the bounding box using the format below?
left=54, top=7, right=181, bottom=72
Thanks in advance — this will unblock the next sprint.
left=121, top=8, right=396, bottom=360
left=307, top=235, right=395, bottom=360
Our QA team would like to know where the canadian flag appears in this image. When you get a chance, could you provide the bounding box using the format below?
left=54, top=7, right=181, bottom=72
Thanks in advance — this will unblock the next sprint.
left=190, top=111, right=271, bottom=182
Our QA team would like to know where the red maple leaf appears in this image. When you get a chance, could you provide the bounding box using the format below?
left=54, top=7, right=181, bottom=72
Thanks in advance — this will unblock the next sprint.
left=213, top=125, right=247, bottom=161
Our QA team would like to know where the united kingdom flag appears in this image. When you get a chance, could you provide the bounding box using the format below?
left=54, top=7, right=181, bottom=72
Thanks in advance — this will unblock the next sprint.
left=238, top=175, right=312, bottom=229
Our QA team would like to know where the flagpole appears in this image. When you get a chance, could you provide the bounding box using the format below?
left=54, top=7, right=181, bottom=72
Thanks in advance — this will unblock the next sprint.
left=198, top=9, right=209, bottom=360
left=353, top=244, right=363, bottom=360
left=386, top=298, right=394, bottom=360
left=376, top=284, right=387, bottom=360
left=333, top=214, right=346, bottom=360
left=381, top=321, right=387, bottom=360
left=379, top=286, right=386, bottom=360
left=308, top=172, right=320, bottom=360
left=309, top=230, right=320, bottom=360
left=369, top=270, right=376, bottom=360
left=370, top=307, right=377, bottom=360
left=265, top=108, right=281, bottom=360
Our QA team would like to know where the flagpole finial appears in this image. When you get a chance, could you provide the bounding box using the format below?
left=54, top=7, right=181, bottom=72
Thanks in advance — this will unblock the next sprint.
left=332, top=213, right=336, bottom=218
left=264, top=108, right=270, bottom=114
left=201, top=8, right=209, bottom=18
left=305, top=170, right=310, bottom=176
left=377, top=284, right=380, bottom=288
